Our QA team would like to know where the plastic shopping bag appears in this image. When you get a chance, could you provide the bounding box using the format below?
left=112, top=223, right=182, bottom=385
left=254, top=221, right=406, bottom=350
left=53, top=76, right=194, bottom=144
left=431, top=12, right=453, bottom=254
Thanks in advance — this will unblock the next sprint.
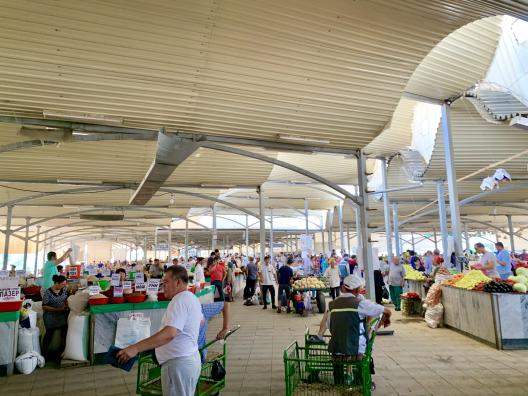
left=114, top=317, right=151, bottom=349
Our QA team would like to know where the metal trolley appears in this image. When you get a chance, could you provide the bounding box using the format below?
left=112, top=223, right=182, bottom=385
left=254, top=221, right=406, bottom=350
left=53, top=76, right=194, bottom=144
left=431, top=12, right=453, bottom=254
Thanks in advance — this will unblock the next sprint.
left=283, top=319, right=380, bottom=396
left=136, top=326, right=240, bottom=396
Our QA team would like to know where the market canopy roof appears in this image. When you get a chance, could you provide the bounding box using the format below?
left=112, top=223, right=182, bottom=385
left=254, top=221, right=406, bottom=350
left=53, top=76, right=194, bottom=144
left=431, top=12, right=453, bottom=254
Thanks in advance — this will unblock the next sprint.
left=1, top=1, right=528, bottom=249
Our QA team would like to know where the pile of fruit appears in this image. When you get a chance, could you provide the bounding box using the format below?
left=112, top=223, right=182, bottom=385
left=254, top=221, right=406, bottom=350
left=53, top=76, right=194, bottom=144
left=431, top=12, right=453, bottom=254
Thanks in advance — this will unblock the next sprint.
left=403, top=265, right=427, bottom=281
left=401, top=292, right=421, bottom=300
left=443, top=273, right=465, bottom=286
left=292, top=277, right=326, bottom=290
left=482, top=280, right=513, bottom=293
left=509, top=267, right=528, bottom=293
left=453, top=270, right=491, bottom=289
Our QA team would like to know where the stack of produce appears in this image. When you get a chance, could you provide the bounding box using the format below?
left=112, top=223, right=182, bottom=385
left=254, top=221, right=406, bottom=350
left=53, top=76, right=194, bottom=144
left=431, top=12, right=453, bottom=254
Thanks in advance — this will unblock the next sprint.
left=482, top=280, right=513, bottom=293
left=443, top=273, right=464, bottom=286
left=292, top=277, right=326, bottom=290
left=509, top=267, right=528, bottom=293
left=403, top=265, right=427, bottom=281
left=401, top=292, right=422, bottom=316
left=454, top=270, right=491, bottom=289
left=401, top=292, right=421, bottom=300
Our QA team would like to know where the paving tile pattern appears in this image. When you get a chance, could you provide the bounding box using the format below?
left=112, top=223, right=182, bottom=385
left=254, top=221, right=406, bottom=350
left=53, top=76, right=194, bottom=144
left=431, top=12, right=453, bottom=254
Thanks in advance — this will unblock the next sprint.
left=2, top=301, right=528, bottom=396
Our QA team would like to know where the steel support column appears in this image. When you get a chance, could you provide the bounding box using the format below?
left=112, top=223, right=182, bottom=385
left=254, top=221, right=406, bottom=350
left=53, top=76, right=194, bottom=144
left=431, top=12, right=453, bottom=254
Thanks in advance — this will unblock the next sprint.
left=433, top=228, right=438, bottom=250
left=212, top=205, right=217, bottom=252
left=258, top=186, right=266, bottom=263
left=23, top=217, right=30, bottom=270
left=168, top=223, right=172, bottom=263
left=327, top=209, right=334, bottom=254
left=270, top=208, right=274, bottom=263
left=464, top=223, right=471, bottom=252
left=2, top=205, right=13, bottom=270
left=355, top=207, right=361, bottom=256
left=357, top=151, right=375, bottom=299
left=41, top=232, right=48, bottom=266
left=143, top=236, right=147, bottom=263
left=34, top=225, right=41, bottom=275
left=321, top=231, right=325, bottom=256
left=184, top=219, right=189, bottom=261
left=346, top=223, right=351, bottom=255
left=245, top=215, right=249, bottom=257
left=154, top=228, right=158, bottom=260
left=411, top=232, right=415, bottom=251
left=507, top=215, right=515, bottom=253
left=338, top=202, right=344, bottom=255
left=380, top=158, right=393, bottom=265
left=436, top=180, right=449, bottom=260
left=304, top=199, right=309, bottom=235
left=441, top=103, right=463, bottom=257
left=392, top=204, right=401, bottom=260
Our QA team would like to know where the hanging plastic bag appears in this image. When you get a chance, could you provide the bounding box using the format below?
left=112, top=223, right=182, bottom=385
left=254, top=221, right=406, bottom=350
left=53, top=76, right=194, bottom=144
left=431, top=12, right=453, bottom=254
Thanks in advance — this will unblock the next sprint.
left=493, top=168, right=511, bottom=181
left=114, top=317, right=151, bottom=349
left=480, top=176, right=498, bottom=191
left=15, top=351, right=45, bottom=375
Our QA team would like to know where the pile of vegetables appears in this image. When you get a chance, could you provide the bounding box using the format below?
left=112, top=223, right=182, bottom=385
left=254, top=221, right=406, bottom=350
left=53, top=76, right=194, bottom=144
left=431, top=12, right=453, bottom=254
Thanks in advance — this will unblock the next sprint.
left=453, top=270, right=491, bottom=290
left=401, top=292, right=421, bottom=300
left=292, top=277, right=326, bottom=290
left=403, top=264, right=427, bottom=281
left=509, top=267, right=528, bottom=293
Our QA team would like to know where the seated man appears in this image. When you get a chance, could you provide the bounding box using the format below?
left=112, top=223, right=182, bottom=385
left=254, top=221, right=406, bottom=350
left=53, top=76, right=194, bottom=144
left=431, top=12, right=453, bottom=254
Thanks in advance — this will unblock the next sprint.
left=314, top=274, right=391, bottom=387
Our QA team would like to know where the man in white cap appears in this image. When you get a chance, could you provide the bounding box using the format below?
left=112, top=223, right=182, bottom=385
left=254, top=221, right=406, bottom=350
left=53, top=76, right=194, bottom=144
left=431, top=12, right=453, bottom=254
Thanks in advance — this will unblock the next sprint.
left=313, top=274, right=391, bottom=386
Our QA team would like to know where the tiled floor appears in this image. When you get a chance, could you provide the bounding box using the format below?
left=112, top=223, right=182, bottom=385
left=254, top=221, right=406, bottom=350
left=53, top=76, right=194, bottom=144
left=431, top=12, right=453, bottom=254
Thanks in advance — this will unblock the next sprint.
left=2, top=301, right=528, bottom=396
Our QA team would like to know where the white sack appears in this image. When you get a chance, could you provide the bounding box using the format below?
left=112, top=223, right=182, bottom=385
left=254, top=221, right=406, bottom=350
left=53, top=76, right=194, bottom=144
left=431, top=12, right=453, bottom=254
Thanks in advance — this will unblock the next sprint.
left=67, top=291, right=89, bottom=314
left=425, top=303, right=444, bottom=329
left=63, top=313, right=89, bottom=361
left=17, top=327, right=41, bottom=355
left=15, top=352, right=45, bottom=375
left=114, top=317, right=151, bottom=349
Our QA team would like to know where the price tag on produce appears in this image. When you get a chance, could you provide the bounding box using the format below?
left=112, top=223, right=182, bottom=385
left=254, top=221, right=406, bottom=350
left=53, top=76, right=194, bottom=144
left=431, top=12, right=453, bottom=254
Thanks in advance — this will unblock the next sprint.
left=102, top=269, right=111, bottom=277
left=147, top=279, right=160, bottom=294
left=88, top=285, right=100, bottom=296
left=15, top=270, right=26, bottom=278
left=122, top=281, right=132, bottom=290
left=111, top=273, right=121, bottom=286
left=135, top=273, right=145, bottom=284
left=87, top=266, right=97, bottom=276
left=134, top=282, right=146, bottom=292
left=113, top=286, right=123, bottom=298
left=0, top=287, right=21, bottom=301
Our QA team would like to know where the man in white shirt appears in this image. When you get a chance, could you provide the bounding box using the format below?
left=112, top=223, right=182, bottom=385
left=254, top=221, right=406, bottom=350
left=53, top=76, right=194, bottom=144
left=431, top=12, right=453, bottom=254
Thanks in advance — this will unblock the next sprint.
left=117, top=266, right=203, bottom=396
left=471, top=243, right=500, bottom=278
left=259, top=255, right=278, bottom=310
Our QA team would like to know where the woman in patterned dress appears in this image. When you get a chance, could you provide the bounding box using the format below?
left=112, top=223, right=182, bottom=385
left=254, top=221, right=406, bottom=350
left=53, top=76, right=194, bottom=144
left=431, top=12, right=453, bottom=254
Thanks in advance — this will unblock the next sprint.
left=42, top=275, right=69, bottom=359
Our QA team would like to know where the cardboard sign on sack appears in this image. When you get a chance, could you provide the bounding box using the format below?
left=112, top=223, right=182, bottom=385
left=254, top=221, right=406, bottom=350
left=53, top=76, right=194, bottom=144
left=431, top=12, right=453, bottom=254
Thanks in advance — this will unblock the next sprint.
left=113, top=286, right=123, bottom=298
left=0, top=277, right=21, bottom=301
left=88, top=285, right=100, bottom=296
left=111, top=273, right=121, bottom=286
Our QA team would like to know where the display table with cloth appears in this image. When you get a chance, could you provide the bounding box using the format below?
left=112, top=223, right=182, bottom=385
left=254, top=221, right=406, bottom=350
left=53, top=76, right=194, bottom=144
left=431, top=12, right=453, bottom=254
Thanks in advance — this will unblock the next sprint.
left=89, top=286, right=215, bottom=364
left=0, top=311, right=19, bottom=376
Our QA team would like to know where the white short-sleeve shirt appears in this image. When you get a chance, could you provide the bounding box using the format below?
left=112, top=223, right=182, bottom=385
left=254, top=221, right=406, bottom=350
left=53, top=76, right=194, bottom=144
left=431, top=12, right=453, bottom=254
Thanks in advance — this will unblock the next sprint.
left=260, top=264, right=276, bottom=285
left=155, top=290, right=203, bottom=365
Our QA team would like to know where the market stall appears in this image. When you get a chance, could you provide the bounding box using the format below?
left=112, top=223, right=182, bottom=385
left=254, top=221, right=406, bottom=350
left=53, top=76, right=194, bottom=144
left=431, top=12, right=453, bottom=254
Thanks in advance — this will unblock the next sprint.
left=89, top=286, right=215, bottom=364
left=440, top=268, right=528, bottom=350
left=0, top=310, right=19, bottom=376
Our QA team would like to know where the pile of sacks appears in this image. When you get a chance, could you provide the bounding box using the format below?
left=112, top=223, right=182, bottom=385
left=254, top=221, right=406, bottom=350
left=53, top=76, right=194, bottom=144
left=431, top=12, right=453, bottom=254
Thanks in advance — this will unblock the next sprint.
left=15, top=300, right=45, bottom=374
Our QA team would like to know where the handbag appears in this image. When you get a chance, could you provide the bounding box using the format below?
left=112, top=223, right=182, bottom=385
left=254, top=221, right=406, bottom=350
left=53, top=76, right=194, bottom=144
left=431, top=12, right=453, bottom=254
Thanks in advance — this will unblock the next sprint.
left=211, top=360, right=226, bottom=381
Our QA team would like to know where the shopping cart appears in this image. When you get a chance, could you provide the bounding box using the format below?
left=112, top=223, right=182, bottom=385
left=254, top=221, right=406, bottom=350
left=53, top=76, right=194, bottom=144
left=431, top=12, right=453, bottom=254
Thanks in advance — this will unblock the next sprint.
left=284, top=319, right=380, bottom=396
left=136, top=326, right=240, bottom=396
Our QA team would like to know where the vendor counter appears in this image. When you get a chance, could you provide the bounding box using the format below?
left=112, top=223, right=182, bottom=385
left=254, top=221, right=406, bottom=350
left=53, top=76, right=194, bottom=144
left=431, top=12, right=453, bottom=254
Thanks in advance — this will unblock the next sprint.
left=0, top=311, right=19, bottom=376
left=89, top=286, right=215, bottom=364
left=441, top=286, right=528, bottom=350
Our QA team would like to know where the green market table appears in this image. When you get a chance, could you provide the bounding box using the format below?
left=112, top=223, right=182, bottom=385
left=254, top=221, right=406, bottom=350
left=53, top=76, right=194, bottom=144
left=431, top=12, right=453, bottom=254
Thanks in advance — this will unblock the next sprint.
left=89, top=286, right=215, bottom=364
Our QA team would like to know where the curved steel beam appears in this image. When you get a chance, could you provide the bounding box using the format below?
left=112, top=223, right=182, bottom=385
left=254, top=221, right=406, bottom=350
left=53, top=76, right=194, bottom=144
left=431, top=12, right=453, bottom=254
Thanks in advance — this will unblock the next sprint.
left=200, top=142, right=360, bottom=207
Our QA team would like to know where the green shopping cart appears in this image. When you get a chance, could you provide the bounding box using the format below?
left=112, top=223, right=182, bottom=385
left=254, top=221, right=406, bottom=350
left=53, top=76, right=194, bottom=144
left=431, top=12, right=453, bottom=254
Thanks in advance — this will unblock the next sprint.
left=284, top=319, right=380, bottom=396
left=136, top=326, right=240, bottom=396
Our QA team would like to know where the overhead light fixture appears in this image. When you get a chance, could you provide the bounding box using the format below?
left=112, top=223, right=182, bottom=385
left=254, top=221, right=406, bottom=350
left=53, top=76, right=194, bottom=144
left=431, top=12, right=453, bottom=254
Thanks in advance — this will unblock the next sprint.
left=169, top=194, right=175, bottom=205
left=278, top=134, right=330, bottom=145
left=200, top=184, right=236, bottom=188
left=43, top=110, right=123, bottom=125
left=510, top=116, right=528, bottom=130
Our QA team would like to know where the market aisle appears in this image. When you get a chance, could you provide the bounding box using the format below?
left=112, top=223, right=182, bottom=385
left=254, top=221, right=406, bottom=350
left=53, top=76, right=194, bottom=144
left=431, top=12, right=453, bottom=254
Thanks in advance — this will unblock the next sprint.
left=2, top=302, right=528, bottom=396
